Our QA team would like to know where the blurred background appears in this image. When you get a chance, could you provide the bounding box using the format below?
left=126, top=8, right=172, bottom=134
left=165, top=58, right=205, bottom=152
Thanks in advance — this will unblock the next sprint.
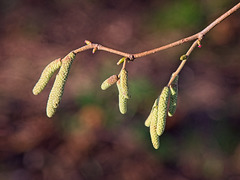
left=0, top=0, right=240, bottom=179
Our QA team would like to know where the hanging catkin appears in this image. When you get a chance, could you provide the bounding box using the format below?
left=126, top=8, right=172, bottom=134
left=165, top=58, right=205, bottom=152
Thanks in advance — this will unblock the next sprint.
left=32, top=58, right=62, bottom=95
left=168, top=75, right=179, bottom=117
left=157, top=86, right=170, bottom=136
left=145, top=98, right=158, bottom=127
left=120, top=69, right=130, bottom=99
left=46, top=52, right=75, bottom=118
left=101, top=75, right=118, bottom=90
left=150, top=98, right=160, bottom=149
left=117, top=79, right=127, bottom=114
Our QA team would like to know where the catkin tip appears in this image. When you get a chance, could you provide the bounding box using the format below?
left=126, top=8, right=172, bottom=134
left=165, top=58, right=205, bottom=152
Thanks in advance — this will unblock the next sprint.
left=101, top=75, right=118, bottom=90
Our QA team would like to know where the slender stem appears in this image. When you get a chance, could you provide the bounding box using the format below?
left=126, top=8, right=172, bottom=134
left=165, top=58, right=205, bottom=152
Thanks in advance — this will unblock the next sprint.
left=167, top=39, right=199, bottom=87
left=200, top=2, right=240, bottom=36
left=73, top=43, right=132, bottom=59
left=72, top=3, right=240, bottom=61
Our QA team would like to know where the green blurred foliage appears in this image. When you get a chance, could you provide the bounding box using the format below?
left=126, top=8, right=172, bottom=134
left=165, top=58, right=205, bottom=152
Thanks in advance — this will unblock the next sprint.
left=150, top=0, right=205, bottom=31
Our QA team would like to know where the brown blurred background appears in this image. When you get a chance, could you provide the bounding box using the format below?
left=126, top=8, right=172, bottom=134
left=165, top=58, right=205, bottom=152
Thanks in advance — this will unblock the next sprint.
left=0, top=0, right=240, bottom=179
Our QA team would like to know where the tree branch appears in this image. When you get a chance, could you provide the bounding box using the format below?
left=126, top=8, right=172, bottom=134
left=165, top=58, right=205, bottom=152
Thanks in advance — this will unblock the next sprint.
left=72, top=2, right=240, bottom=60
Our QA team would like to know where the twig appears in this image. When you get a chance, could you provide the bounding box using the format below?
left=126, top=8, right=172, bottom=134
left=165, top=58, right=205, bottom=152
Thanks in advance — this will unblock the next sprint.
left=72, top=3, right=240, bottom=60
left=167, top=39, right=200, bottom=87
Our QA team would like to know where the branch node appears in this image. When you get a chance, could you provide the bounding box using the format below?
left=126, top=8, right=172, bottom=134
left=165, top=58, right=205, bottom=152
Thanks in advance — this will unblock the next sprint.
left=128, top=55, right=135, bottom=61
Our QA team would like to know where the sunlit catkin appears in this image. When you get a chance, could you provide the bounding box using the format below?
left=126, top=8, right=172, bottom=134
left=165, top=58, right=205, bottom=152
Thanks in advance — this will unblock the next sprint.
left=120, top=69, right=130, bottom=99
left=46, top=52, right=75, bottom=118
left=101, top=75, right=118, bottom=90
left=32, top=58, right=62, bottom=95
left=145, top=98, right=158, bottom=127
left=168, top=75, right=179, bottom=117
left=150, top=98, right=160, bottom=149
left=157, top=86, right=170, bottom=136
left=117, top=80, right=127, bottom=114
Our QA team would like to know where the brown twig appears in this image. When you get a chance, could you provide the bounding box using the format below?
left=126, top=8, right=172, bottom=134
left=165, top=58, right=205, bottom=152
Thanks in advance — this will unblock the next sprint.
left=167, top=39, right=200, bottom=87
left=73, top=2, right=240, bottom=60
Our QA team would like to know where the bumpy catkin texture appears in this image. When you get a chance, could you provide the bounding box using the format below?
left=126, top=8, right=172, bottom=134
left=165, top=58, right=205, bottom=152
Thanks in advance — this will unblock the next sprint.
left=117, top=80, right=127, bottom=114
left=46, top=52, right=75, bottom=118
left=101, top=75, right=118, bottom=90
left=145, top=98, right=158, bottom=127
left=157, top=86, right=170, bottom=136
left=120, top=69, right=130, bottom=99
left=32, top=58, right=62, bottom=95
left=150, top=101, right=160, bottom=149
left=168, top=75, right=179, bottom=117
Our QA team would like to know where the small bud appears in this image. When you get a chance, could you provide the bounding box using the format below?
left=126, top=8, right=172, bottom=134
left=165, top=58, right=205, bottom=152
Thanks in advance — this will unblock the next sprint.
left=197, top=40, right=202, bottom=48
left=92, top=47, right=97, bottom=54
left=101, top=75, right=118, bottom=90
left=85, top=40, right=91, bottom=45
left=32, top=58, right=62, bottom=95
left=180, top=54, right=188, bottom=61
left=168, top=75, right=179, bottom=117
left=157, top=86, right=170, bottom=136
left=117, top=57, right=127, bottom=65
left=46, top=52, right=75, bottom=118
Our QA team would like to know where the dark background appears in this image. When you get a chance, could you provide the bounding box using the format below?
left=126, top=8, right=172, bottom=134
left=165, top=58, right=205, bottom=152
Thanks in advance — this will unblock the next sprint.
left=0, top=0, right=240, bottom=179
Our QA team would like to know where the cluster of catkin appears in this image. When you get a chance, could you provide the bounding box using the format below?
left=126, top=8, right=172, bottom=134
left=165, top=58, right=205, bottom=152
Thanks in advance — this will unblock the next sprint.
left=32, top=52, right=76, bottom=118
left=145, top=75, right=179, bottom=149
left=101, top=68, right=130, bottom=114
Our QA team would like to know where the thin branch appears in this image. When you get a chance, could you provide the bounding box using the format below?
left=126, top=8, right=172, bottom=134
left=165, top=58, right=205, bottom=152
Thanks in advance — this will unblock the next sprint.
left=167, top=39, right=200, bottom=87
left=72, top=2, right=240, bottom=60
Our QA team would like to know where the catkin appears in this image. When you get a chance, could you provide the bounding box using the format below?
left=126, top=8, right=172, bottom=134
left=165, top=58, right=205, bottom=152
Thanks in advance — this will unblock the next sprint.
left=150, top=99, right=160, bottom=149
left=145, top=98, right=158, bottom=127
left=32, top=58, right=62, bottom=95
left=46, top=52, right=75, bottom=118
left=120, top=69, right=130, bottom=99
left=168, top=75, right=179, bottom=117
left=101, top=75, right=118, bottom=90
left=157, top=86, right=170, bottom=136
left=117, top=80, right=127, bottom=114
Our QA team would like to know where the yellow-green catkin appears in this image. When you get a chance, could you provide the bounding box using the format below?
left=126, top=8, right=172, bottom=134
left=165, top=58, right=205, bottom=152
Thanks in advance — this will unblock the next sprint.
left=145, top=98, right=158, bottom=127
left=157, top=86, right=170, bottom=136
left=168, top=75, right=179, bottom=117
left=150, top=98, right=160, bottom=149
left=32, top=58, right=62, bottom=95
left=101, top=75, right=118, bottom=90
left=120, top=69, right=130, bottom=99
left=46, top=52, right=76, bottom=118
left=117, top=80, right=127, bottom=114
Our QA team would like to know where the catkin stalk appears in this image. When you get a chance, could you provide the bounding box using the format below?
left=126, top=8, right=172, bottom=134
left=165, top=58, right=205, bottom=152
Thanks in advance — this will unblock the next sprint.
left=168, top=75, right=179, bottom=117
left=46, top=52, right=75, bottom=118
left=32, top=58, right=62, bottom=95
left=157, top=86, right=170, bottom=136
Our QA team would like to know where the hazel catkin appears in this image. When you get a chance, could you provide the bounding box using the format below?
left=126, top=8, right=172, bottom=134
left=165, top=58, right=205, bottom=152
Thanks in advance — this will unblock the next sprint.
left=32, top=58, right=62, bottom=95
left=150, top=98, right=160, bottom=149
left=117, top=80, right=127, bottom=114
left=46, top=52, right=75, bottom=118
left=168, top=75, right=179, bottom=117
left=145, top=98, right=158, bottom=127
left=101, top=75, right=118, bottom=90
left=157, top=86, right=170, bottom=136
left=120, top=69, right=130, bottom=99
